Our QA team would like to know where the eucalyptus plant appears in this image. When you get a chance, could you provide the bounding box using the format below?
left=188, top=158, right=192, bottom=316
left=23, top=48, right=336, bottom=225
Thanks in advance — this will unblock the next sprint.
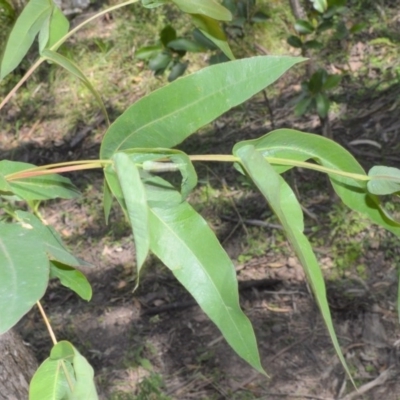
left=0, top=0, right=399, bottom=398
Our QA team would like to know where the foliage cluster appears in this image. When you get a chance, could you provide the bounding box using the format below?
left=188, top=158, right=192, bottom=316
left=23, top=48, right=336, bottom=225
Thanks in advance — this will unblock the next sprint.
left=1, top=0, right=400, bottom=398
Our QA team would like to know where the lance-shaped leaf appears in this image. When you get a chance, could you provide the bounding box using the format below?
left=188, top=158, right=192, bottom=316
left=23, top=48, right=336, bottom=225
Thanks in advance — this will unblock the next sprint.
left=0, top=0, right=52, bottom=80
left=16, top=211, right=88, bottom=267
left=0, top=223, right=49, bottom=334
left=113, top=152, right=150, bottom=271
left=41, top=49, right=109, bottom=125
left=368, top=166, right=400, bottom=196
left=50, top=261, right=92, bottom=301
left=145, top=175, right=265, bottom=374
left=237, top=129, right=400, bottom=236
left=1, top=160, right=80, bottom=201
left=172, top=0, right=232, bottom=21
left=39, top=5, right=69, bottom=53
left=100, top=56, right=305, bottom=159
left=191, top=13, right=234, bottom=60
left=234, top=144, right=354, bottom=385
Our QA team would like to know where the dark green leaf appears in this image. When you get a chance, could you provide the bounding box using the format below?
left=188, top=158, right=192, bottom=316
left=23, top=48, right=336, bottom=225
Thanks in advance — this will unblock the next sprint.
left=294, top=19, right=315, bottom=34
left=0, top=0, right=52, bottom=80
left=160, top=25, right=176, bottom=46
left=148, top=51, right=172, bottom=72
left=316, top=92, right=330, bottom=118
left=335, top=20, right=348, bottom=39
left=322, top=74, right=341, bottom=90
left=168, top=61, right=188, bottom=81
left=50, top=261, right=92, bottom=301
left=192, top=28, right=218, bottom=50
left=368, top=166, right=400, bottom=195
left=304, top=39, right=324, bottom=49
left=251, top=11, right=269, bottom=23
left=287, top=35, right=303, bottom=48
left=100, top=56, right=305, bottom=159
left=0, top=223, right=49, bottom=334
left=0, top=160, right=80, bottom=201
left=309, top=69, right=327, bottom=93
left=350, top=22, right=366, bottom=34
left=317, top=19, right=334, bottom=32
left=209, top=52, right=230, bottom=64
left=168, top=38, right=205, bottom=52
left=295, top=96, right=313, bottom=116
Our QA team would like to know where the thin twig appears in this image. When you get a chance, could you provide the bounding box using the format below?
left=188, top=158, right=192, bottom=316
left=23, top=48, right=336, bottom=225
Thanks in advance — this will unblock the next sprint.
left=340, top=368, right=394, bottom=400
left=36, top=301, right=57, bottom=345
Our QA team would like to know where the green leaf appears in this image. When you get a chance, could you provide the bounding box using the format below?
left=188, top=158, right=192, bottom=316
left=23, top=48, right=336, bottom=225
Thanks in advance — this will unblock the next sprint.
left=100, top=56, right=305, bottom=159
left=41, top=49, right=109, bottom=126
left=160, top=25, right=176, bottom=47
left=148, top=51, right=172, bottom=72
left=30, top=341, right=98, bottom=400
left=15, top=211, right=88, bottom=267
left=145, top=175, right=265, bottom=374
left=0, top=0, right=52, bottom=80
left=368, top=166, right=400, bottom=195
left=39, top=4, right=69, bottom=54
left=287, top=35, right=303, bottom=48
left=192, top=28, right=218, bottom=50
left=251, top=11, right=269, bottom=23
left=70, top=342, right=97, bottom=399
left=311, top=0, right=328, bottom=13
left=317, top=19, right=334, bottom=32
left=309, top=69, right=327, bottom=93
left=316, top=92, right=330, bottom=118
left=0, top=173, right=13, bottom=194
left=172, top=0, right=232, bottom=21
left=50, top=261, right=92, bottom=301
left=321, top=74, right=341, bottom=90
left=350, top=22, right=366, bottom=34
left=113, top=152, right=150, bottom=271
left=136, top=44, right=163, bottom=60
left=234, top=144, right=354, bottom=384
left=191, top=14, right=234, bottom=60
left=236, top=129, right=400, bottom=236
left=168, top=61, right=188, bottom=81
left=0, top=223, right=49, bottom=334
left=304, top=39, right=324, bottom=49
left=141, top=0, right=168, bottom=8
left=294, top=19, right=315, bottom=34
left=168, top=38, right=204, bottom=52
left=0, top=160, right=80, bottom=201
left=295, top=96, right=313, bottom=116
left=29, top=355, right=75, bottom=400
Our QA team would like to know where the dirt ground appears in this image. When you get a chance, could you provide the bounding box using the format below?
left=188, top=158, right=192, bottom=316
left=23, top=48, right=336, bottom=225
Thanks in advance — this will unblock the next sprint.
left=2, top=7, right=400, bottom=399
